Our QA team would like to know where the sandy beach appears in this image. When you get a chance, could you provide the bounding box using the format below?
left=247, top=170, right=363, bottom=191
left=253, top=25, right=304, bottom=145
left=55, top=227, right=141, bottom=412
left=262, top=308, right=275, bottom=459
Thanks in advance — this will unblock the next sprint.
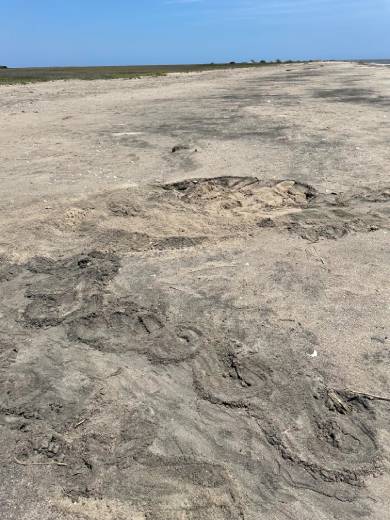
left=0, top=61, right=389, bottom=519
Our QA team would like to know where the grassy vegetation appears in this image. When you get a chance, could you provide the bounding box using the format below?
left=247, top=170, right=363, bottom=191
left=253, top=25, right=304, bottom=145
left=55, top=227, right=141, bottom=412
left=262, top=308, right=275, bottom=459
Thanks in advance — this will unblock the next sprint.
left=0, top=62, right=282, bottom=85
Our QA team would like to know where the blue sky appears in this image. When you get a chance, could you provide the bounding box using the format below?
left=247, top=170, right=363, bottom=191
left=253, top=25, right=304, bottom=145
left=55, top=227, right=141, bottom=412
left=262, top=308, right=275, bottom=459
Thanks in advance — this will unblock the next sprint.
left=1, top=0, right=389, bottom=67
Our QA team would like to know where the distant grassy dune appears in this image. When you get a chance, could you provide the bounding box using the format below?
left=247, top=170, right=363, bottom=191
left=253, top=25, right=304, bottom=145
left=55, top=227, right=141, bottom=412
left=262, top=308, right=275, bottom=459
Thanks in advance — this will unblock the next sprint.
left=0, top=62, right=279, bottom=85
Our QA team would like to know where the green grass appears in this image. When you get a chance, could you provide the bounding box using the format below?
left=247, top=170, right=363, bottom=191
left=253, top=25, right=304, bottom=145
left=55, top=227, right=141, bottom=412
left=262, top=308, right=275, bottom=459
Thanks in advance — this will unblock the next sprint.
left=0, top=62, right=280, bottom=85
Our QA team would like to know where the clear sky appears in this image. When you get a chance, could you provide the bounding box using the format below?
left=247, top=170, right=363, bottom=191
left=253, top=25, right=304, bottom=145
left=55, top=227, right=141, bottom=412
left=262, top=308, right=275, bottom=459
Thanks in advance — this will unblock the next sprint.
left=1, top=0, right=389, bottom=67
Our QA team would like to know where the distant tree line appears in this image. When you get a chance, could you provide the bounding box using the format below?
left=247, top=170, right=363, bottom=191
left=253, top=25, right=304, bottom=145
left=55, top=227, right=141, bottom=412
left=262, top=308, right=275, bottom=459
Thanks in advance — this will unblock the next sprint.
left=217, top=59, right=312, bottom=66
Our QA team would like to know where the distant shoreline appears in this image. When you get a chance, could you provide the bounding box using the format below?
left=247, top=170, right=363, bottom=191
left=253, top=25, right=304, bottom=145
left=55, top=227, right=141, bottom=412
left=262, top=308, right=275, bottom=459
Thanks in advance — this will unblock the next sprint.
left=357, top=59, right=390, bottom=65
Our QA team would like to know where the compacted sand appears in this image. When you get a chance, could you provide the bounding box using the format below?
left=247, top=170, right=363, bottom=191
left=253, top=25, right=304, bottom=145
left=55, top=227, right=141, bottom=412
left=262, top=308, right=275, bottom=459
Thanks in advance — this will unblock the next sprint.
left=0, top=62, right=389, bottom=519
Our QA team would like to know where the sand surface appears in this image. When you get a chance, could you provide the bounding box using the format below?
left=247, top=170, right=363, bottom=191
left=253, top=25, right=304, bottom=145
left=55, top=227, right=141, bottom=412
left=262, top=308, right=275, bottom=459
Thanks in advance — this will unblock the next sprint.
left=0, top=61, right=390, bottom=519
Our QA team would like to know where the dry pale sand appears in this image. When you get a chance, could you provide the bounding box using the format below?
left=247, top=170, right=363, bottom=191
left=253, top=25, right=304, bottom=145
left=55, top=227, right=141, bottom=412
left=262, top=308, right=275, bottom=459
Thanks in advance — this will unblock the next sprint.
left=0, top=61, right=389, bottom=519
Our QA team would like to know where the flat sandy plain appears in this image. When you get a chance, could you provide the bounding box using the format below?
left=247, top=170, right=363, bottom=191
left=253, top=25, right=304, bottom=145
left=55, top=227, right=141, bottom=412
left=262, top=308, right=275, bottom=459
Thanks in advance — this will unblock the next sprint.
left=0, top=61, right=390, bottom=519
